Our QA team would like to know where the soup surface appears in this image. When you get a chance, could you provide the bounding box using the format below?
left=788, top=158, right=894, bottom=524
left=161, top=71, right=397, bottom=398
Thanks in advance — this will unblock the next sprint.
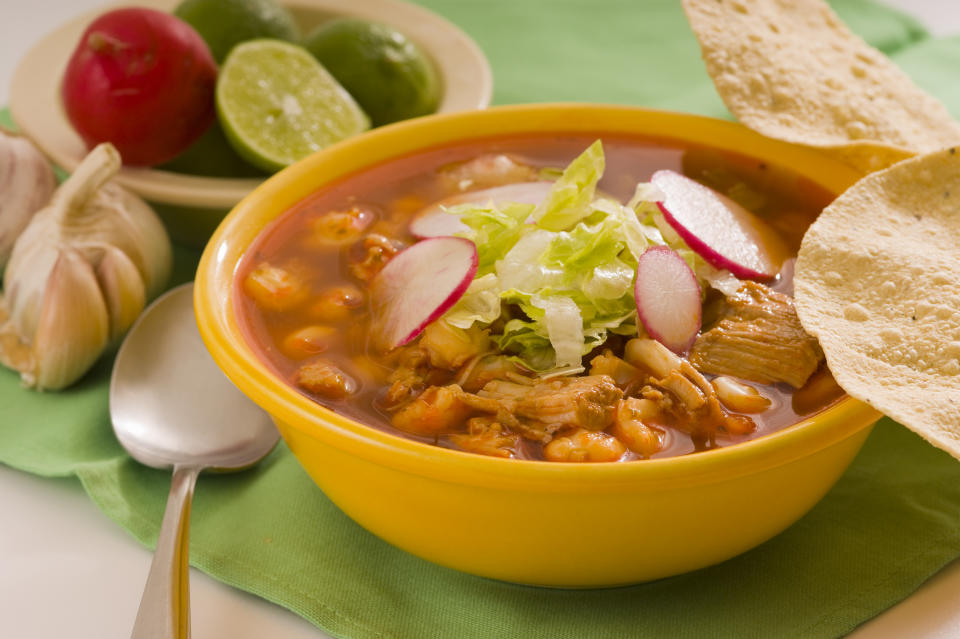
left=236, top=134, right=844, bottom=462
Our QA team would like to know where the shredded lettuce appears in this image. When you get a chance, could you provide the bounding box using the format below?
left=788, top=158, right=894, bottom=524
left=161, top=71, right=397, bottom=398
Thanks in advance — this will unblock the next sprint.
left=529, top=294, right=583, bottom=368
left=444, top=274, right=502, bottom=329
left=443, top=141, right=698, bottom=374
left=449, top=202, right=533, bottom=274
left=531, top=140, right=605, bottom=231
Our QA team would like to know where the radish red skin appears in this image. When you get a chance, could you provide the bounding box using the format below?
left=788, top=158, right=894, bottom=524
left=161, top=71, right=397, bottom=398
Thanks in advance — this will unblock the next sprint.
left=651, top=170, right=787, bottom=281
left=61, top=8, right=217, bottom=166
left=370, top=237, right=478, bottom=350
left=634, top=246, right=702, bottom=354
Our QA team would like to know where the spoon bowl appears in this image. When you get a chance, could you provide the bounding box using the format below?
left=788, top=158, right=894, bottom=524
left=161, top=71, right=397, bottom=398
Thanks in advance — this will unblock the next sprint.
left=109, top=282, right=278, bottom=638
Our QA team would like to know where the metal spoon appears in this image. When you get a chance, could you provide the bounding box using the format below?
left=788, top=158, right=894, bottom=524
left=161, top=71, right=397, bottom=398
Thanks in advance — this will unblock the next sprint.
left=109, top=283, right=278, bottom=639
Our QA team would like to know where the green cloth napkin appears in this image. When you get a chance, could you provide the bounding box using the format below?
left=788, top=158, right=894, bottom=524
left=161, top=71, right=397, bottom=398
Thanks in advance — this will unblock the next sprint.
left=3, top=1, right=960, bottom=637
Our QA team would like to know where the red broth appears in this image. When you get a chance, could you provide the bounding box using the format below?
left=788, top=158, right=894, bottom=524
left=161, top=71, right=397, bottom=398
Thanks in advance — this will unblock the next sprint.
left=235, top=134, right=843, bottom=461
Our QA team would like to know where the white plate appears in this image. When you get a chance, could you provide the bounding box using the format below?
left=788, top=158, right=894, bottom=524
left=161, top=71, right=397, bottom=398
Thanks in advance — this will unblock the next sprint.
left=9, top=0, right=492, bottom=210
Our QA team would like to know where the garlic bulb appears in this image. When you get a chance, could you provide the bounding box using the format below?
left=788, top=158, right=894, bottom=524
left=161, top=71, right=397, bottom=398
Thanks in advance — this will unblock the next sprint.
left=0, top=143, right=172, bottom=390
left=0, top=127, right=57, bottom=268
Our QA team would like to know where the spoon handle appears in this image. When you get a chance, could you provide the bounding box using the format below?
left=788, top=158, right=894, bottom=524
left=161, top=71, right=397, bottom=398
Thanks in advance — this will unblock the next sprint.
left=131, top=465, right=201, bottom=639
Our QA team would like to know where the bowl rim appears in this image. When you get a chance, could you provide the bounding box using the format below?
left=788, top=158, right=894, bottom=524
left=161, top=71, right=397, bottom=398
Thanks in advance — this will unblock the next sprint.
left=8, top=0, right=492, bottom=208
left=195, top=103, right=883, bottom=493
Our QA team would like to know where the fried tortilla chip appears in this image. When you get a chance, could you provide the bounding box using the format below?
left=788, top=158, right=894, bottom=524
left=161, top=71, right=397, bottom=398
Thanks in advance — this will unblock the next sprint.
left=682, top=0, right=960, bottom=172
left=794, top=147, right=960, bottom=459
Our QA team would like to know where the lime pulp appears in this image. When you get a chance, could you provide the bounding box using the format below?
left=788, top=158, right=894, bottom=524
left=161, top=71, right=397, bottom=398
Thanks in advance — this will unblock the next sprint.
left=216, top=39, right=370, bottom=173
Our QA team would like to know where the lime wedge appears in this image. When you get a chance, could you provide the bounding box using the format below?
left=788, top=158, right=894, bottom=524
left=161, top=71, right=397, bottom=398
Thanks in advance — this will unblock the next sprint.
left=217, top=39, right=370, bottom=172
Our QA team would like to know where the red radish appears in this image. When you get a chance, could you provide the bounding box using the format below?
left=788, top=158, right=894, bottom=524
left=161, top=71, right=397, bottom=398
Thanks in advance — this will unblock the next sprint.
left=370, top=237, right=478, bottom=350
left=634, top=246, right=702, bottom=354
left=61, top=8, right=217, bottom=166
left=650, top=170, right=788, bottom=280
left=410, top=181, right=553, bottom=238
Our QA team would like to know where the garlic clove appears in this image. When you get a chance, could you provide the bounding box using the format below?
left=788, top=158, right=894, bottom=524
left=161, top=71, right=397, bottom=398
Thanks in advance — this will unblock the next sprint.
left=29, top=247, right=110, bottom=390
left=104, top=181, right=172, bottom=299
left=0, top=127, right=56, bottom=268
left=0, top=295, right=35, bottom=380
left=2, top=222, right=59, bottom=342
left=96, top=245, right=146, bottom=340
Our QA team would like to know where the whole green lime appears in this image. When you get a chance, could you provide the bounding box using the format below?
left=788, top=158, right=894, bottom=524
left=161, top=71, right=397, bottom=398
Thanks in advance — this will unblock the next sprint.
left=159, top=120, right=266, bottom=177
left=303, top=18, right=440, bottom=127
left=174, top=0, right=299, bottom=63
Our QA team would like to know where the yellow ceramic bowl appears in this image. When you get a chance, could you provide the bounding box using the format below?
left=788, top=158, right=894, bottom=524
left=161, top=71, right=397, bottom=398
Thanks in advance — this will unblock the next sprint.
left=195, top=104, right=882, bottom=588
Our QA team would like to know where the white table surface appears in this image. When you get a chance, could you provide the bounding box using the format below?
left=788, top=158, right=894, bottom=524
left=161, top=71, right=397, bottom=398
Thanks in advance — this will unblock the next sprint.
left=3, top=1, right=960, bottom=637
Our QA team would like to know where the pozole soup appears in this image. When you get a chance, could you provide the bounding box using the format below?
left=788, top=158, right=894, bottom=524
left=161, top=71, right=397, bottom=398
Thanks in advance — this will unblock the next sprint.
left=235, top=135, right=843, bottom=462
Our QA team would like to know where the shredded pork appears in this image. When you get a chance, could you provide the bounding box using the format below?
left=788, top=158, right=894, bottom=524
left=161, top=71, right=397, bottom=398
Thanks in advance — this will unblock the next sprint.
left=690, top=281, right=823, bottom=388
left=380, top=285, right=812, bottom=453
left=477, top=375, right=623, bottom=442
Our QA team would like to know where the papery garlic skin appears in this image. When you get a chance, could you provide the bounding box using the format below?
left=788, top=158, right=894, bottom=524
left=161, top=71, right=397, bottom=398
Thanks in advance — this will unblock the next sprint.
left=0, top=128, right=57, bottom=268
left=0, top=143, right=172, bottom=390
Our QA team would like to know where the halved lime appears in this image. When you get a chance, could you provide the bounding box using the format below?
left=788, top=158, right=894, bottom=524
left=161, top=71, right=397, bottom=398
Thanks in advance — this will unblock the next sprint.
left=216, top=40, right=370, bottom=172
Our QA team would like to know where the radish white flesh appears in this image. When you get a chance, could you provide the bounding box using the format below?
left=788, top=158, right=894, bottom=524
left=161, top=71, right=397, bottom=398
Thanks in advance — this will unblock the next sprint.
left=410, top=181, right=554, bottom=238
left=634, top=246, right=702, bottom=354
left=370, top=237, right=478, bottom=350
left=651, top=170, right=787, bottom=280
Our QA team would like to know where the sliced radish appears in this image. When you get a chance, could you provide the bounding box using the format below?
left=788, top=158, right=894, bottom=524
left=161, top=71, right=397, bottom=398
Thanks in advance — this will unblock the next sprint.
left=634, top=246, right=702, bottom=354
left=410, top=181, right=554, bottom=238
left=370, top=237, right=478, bottom=350
left=650, top=170, right=788, bottom=280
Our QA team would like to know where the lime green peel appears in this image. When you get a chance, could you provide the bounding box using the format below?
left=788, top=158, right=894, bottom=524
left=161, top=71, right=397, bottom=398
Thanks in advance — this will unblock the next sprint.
left=304, top=18, right=440, bottom=127
left=173, top=0, right=300, bottom=64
